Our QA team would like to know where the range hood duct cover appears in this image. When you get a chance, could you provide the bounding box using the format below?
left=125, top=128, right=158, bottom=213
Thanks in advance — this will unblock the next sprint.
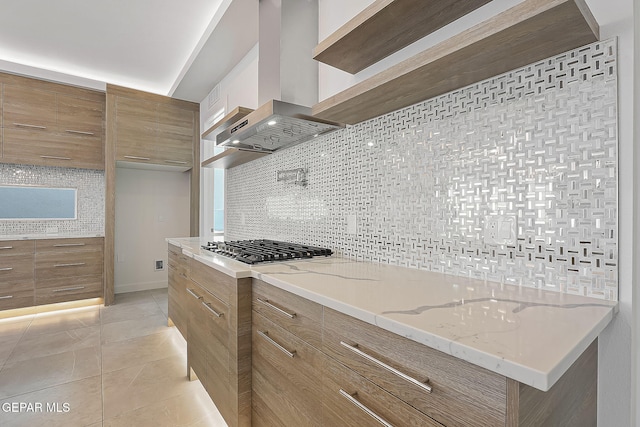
left=214, top=0, right=343, bottom=153
left=216, top=100, right=343, bottom=152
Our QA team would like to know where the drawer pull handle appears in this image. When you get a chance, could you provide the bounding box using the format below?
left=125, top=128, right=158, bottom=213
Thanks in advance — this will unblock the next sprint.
left=257, top=298, right=296, bottom=319
left=54, top=263, right=86, bottom=268
left=53, top=243, right=86, bottom=247
left=340, top=341, right=432, bottom=394
left=201, top=301, right=223, bottom=318
left=164, top=160, right=188, bottom=165
left=0, top=267, right=13, bottom=271
left=66, top=130, right=95, bottom=136
left=0, top=246, right=13, bottom=250
left=339, top=389, right=393, bottom=427
left=257, top=330, right=296, bottom=358
left=14, top=123, right=46, bottom=129
left=124, top=156, right=151, bottom=161
left=41, top=155, right=72, bottom=160
left=186, top=288, right=202, bottom=300
left=52, top=286, right=85, bottom=293
left=0, top=295, right=13, bottom=300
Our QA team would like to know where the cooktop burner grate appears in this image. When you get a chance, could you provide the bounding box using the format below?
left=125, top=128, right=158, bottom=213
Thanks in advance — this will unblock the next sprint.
left=201, top=239, right=332, bottom=264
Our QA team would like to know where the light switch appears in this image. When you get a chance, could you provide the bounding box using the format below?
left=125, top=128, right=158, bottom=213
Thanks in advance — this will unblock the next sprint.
left=347, top=214, right=357, bottom=235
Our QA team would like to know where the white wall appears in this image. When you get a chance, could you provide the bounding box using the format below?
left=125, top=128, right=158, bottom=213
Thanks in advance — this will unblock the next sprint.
left=200, top=44, right=259, bottom=239
left=114, top=167, right=190, bottom=293
left=597, top=9, right=634, bottom=425
left=200, top=43, right=259, bottom=132
left=318, top=0, right=636, bottom=424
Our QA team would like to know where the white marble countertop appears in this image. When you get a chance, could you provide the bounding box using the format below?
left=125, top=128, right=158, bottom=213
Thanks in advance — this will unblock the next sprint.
left=167, top=237, right=618, bottom=391
left=0, top=233, right=104, bottom=241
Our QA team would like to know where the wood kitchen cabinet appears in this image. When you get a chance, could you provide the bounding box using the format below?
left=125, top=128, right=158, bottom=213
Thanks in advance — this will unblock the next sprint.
left=0, top=240, right=35, bottom=311
left=251, top=279, right=324, bottom=426
left=34, top=237, right=104, bottom=305
left=114, top=94, right=195, bottom=168
left=0, top=72, right=105, bottom=169
left=324, top=308, right=505, bottom=426
left=167, top=243, right=190, bottom=339
left=322, top=354, right=443, bottom=426
left=252, top=280, right=598, bottom=426
left=186, top=280, right=231, bottom=416
left=0, top=237, right=103, bottom=312
left=167, top=245, right=252, bottom=427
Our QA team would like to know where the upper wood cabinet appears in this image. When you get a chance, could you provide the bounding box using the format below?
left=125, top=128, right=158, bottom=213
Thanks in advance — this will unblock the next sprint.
left=3, top=84, right=57, bottom=130
left=312, top=0, right=599, bottom=124
left=114, top=96, right=157, bottom=161
left=313, top=0, right=491, bottom=74
left=112, top=88, right=198, bottom=170
left=156, top=103, right=195, bottom=166
left=0, top=73, right=105, bottom=170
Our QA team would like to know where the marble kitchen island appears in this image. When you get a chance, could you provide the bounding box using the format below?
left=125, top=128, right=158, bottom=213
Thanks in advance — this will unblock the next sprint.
left=168, top=236, right=617, bottom=426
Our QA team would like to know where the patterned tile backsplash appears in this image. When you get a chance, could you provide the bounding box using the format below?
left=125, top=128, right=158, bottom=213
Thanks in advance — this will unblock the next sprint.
left=0, top=164, right=105, bottom=235
left=227, top=39, right=618, bottom=300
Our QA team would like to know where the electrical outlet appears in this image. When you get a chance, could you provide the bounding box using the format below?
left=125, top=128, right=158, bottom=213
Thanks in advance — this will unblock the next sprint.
left=347, top=214, right=357, bottom=235
left=484, top=215, right=517, bottom=245
left=155, top=260, right=164, bottom=271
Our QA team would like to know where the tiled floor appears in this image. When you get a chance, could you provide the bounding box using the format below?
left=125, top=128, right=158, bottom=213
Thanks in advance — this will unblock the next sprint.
left=0, top=289, right=227, bottom=427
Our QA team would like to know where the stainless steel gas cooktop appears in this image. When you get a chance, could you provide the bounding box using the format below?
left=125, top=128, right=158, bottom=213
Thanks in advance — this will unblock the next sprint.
left=201, top=239, right=333, bottom=264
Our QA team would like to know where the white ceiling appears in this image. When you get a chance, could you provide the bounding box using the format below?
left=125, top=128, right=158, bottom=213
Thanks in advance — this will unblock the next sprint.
left=0, top=0, right=630, bottom=104
left=0, top=0, right=257, bottom=101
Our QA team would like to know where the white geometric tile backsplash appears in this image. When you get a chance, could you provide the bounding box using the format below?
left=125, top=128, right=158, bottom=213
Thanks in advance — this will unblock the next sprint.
left=227, top=38, right=618, bottom=300
left=0, top=163, right=105, bottom=236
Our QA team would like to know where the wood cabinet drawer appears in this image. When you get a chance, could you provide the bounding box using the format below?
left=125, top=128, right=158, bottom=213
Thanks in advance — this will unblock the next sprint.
left=323, top=354, right=443, bottom=427
left=252, top=311, right=323, bottom=426
left=186, top=281, right=230, bottom=417
left=252, top=279, right=322, bottom=348
left=0, top=254, right=34, bottom=287
left=189, top=258, right=232, bottom=304
left=186, top=281, right=229, bottom=344
left=35, top=250, right=103, bottom=281
left=34, top=276, right=102, bottom=305
left=323, top=308, right=507, bottom=426
left=36, top=237, right=103, bottom=253
left=0, top=289, right=34, bottom=311
left=0, top=240, right=35, bottom=256
left=168, top=245, right=189, bottom=278
left=168, top=268, right=189, bottom=339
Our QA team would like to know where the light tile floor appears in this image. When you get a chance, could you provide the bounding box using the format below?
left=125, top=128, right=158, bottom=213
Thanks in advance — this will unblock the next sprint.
left=0, top=289, right=228, bottom=427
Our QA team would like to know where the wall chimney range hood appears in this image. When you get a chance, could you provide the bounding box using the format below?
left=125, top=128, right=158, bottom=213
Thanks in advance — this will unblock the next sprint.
left=201, top=0, right=343, bottom=168
left=216, top=100, right=343, bottom=152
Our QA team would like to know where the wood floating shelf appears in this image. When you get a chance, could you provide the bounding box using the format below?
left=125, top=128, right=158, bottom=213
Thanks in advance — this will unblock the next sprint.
left=201, top=106, right=253, bottom=141
left=313, top=0, right=491, bottom=74
left=201, top=148, right=270, bottom=169
left=312, top=0, right=598, bottom=125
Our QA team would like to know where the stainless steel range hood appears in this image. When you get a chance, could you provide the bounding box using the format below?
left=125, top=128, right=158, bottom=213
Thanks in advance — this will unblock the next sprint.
left=216, top=100, right=344, bottom=152
left=207, top=0, right=344, bottom=155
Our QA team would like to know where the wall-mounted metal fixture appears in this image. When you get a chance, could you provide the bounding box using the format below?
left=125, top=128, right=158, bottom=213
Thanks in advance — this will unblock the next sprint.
left=276, top=168, right=307, bottom=187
